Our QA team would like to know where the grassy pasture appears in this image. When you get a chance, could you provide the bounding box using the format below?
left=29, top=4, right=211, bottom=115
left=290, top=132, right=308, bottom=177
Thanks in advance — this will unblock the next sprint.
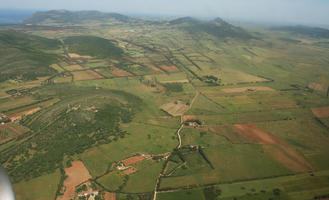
left=186, top=94, right=225, bottom=115
left=256, top=119, right=329, bottom=154
left=72, top=70, right=100, bottom=81
left=95, top=68, right=115, bottom=78
left=50, top=64, right=65, bottom=73
left=0, top=96, right=38, bottom=112
left=0, top=124, right=22, bottom=143
left=53, top=74, right=72, bottom=83
left=63, top=64, right=84, bottom=71
left=160, top=144, right=291, bottom=189
left=80, top=123, right=177, bottom=177
left=4, top=98, right=59, bottom=116
left=180, top=127, right=230, bottom=147
left=153, top=73, right=188, bottom=83
left=84, top=59, right=108, bottom=68
left=80, top=148, right=112, bottom=176
left=214, top=170, right=329, bottom=200
left=98, top=171, right=126, bottom=191
left=122, top=160, right=164, bottom=193
left=158, top=189, right=205, bottom=200
left=14, top=169, right=60, bottom=200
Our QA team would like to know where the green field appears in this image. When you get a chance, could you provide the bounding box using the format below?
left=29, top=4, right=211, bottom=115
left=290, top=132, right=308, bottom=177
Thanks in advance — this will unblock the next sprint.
left=98, top=171, right=126, bottom=191
left=14, top=170, right=60, bottom=200
left=122, top=160, right=164, bottom=193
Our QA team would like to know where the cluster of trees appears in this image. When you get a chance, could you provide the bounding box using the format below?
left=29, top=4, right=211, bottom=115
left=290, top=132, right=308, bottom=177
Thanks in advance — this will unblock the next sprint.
left=162, top=83, right=184, bottom=93
left=202, top=75, right=221, bottom=85
left=3, top=101, right=140, bottom=183
left=203, top=187, right=222, bottom=200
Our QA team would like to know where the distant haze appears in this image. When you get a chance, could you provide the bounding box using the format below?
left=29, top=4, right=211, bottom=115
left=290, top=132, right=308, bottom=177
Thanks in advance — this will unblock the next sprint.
left=1, top=0, right=329, bottom=26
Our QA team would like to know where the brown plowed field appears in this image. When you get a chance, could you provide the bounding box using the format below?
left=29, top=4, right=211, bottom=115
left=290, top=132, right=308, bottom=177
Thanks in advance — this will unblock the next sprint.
left=122, top=155, right=144, bottom=166
left=9, top=107, right=41, bottom=121
left=111, top=67, right=132, bottom=77
left=104, top=192, right=116, bottom=200
left=57, top=161, right=92, bottom=200
left=160, top=65, right=179, bottom=72
left=123, top=167, right=137, bottom=175
left=234, top=124, right=284, bottom=145
left=234, top=124, right=314, bottom=173
left=87, top=70, right=105, bottom=79
left=182, top=115, right=197, bottom=122
left=151, top=66, right=165, bottom=73
left=311, top=106, right=329, bottom=118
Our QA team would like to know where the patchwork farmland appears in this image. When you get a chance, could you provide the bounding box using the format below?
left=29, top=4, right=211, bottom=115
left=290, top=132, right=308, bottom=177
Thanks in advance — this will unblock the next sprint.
left=0, top=9, right=328, bottom=200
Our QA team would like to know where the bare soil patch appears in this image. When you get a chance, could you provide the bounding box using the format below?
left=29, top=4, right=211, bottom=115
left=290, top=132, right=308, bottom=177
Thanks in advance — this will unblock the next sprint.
left=234, top=124, right=283, bottom=145
left=123, top=167, right=137, bottom=175
left=182, top=115, right=197, bottom=122
left=104, top=192, right=116, bottom=200
left=234, top=124, right=314, bottom=173
left=161, top=101, right=189, bottom=117
left=87, top=70, right=105, bottom=79
left=160, top=65, right=179, bottom=72
left=5, top=124, right=21, bottom=135
left=57, top=161, right=92, bottom=200
left=159, top=116, right=171, bottom=119
left=9, top=107, right=40, bottom=121
left=151, top=66, right=165, bottom=73
left=111, top=67, right=132, bottom=77
left=222, top=86, right=275, bottom=93
left=122, top=155, right=145, bottom=166
left=68, top=53, right=92, bottom=59
left=308, top=82, right=326, bottom=92
left=311, top=106, right=329, bottom=118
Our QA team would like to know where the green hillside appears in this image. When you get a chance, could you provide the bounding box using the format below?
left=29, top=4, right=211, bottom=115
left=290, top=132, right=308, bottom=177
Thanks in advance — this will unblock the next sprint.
left=64, top=35, right=124, bottom=59
left=0, top=30, right=61, bottom=82
left=169, top=17, right=252, bottom=39
left=23, top=10, right=133, bottom=24
left=271, top=25, right=329, bottom=38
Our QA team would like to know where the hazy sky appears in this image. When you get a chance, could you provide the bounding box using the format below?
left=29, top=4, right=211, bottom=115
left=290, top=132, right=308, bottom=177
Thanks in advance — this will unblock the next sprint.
left=2, top=0, right=329, bottom=25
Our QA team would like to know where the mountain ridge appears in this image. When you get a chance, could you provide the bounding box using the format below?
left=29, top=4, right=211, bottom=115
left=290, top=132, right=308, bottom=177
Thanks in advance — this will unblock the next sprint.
left=23, top=10, right=134, bottom=24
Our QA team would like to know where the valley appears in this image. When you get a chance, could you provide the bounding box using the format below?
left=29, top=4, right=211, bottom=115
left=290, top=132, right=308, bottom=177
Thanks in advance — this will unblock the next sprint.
left=0, top=10, right=329, bottom=200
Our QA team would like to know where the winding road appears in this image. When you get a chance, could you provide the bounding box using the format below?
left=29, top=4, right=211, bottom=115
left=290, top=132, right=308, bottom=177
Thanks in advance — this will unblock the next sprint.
left=153, top=89, right=199, bottom=200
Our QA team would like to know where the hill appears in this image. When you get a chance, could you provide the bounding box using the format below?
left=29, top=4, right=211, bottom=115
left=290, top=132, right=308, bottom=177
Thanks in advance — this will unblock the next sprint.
left=64, top=36, right=124, bottom=59
left=271, top=25, right=329, bottom=38
left=169, top=17, right=252, bottom=39
left=23, top=10, right=134, bottom=24
left=0, top=30, right=61, bottom=82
